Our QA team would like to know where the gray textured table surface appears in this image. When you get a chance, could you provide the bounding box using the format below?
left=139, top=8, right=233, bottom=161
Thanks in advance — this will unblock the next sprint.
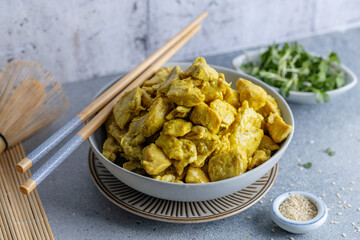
left=23, top=28, right=360, bottom=240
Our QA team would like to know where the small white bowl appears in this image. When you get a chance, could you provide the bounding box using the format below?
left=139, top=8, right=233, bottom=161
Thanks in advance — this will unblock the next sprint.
left=232, top=48, right=358, bottom=105
left=270, top=191, right=328, bottom=234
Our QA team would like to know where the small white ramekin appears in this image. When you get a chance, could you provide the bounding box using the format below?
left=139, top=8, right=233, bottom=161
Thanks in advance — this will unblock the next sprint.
left=270, top=191, right=328, bottom=234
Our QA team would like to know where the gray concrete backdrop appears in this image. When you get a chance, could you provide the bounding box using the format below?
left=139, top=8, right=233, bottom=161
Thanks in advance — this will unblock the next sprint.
left=1, top=0, right=360, bottom=83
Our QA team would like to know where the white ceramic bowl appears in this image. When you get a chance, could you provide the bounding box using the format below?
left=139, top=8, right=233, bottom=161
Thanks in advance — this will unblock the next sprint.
left=232, top=49, right=358, bottom=105
left=88, top=62, right=294, bottom=202
left=270, top=191, right=328, bottom=234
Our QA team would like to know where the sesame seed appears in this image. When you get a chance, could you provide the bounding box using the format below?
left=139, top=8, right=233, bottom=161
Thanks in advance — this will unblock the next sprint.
left=289, top=183, right=294, bottom=187
left=296, top=157, right=301, bottom=162
left=357, top=208, right=360, bottom=212
left=290, top=237, right=295, bottom=240
left=343, top=200, right=347, bottom=204
left=270, top=238, right=274, bottom=240
left=341, top=187, right=345, bottom=191
left=338, top=201, right=342, bottom=204
left=337, top=212, right=343, bottom=216
left=336, top=193, right=341, bottom=199
left=271, top=228, right=275, bottom=233
left=321, top=193, right=326, bottom=197
left=351, top=222, right=356, bottom=226
left=341, top=233, right=347, bottom=238
left=318, top=169, right=322, bottom=173
left=331, top=220, right=340, bottom=224
left=338, top=205, right=343, bottom=208
left=332, top=182, right=336, bottom=186
left=246, top=216, right=251, bottom=219
left=349, top=188, right=353, bottom=191
left=299, top=167, right=304, bottom=171
left=269, top=199, right=273, bottom=203
left=259, top=200, right=263, bottom=204
left=350, top=181, right=355, bottom=185
left=346, top=204, right=352, bottom=208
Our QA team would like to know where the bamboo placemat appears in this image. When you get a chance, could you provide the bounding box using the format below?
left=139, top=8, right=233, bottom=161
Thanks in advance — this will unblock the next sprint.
left=0, top=143, right=53, bottom=240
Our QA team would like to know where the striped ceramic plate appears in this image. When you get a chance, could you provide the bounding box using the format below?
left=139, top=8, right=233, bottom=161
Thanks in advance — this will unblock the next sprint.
left=88, top=149, right=278, bottom=223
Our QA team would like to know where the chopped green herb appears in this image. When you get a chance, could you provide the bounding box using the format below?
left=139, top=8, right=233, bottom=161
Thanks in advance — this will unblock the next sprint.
left=326, top=147, right=336, bottom=156
left=298, top=162, right=312, bottom=169
left=240, top=42, right=346, bottom=103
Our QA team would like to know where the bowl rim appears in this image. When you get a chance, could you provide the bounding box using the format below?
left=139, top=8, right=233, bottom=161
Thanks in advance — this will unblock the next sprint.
left=88, top=62, right=294, bottom=187
left=270, top=191, right=328, bottom=226
left=232, top=48, right=358, bottom=97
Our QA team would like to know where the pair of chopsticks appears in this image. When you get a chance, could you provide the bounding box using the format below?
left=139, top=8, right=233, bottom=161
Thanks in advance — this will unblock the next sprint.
left=18, top=12, right=208, bottom=195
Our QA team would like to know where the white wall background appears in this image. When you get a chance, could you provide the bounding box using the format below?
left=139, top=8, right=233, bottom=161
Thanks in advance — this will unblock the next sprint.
left=1, top=0, right=360, bottom=83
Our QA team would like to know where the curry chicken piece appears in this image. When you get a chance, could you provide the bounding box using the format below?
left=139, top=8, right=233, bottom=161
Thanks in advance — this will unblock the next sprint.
left=162, top=119, right=193, bottom=137
left=257, top=95, right=281, bottom=118
left=236, top=78, right=267, bottom=111
left=189, top=102, right=221, bottom=134
left=165, top=106, right=192, bottom=120
left=224, top=87, right=240, bottom=109
left=184, top=126, right=220, bottom=167
left=113, top=87, right=144, bottom=129
left=258, top=135, right=280, bottom=151
left=182, top=57, right=219, bottom=81
left=167, top=77, right=205, bottom=107
left=141, top=97, right=173, bottom=137
left=267, top=112, right=292, bottom=143
left=157, top=66, right=182, bottom=95
left=102, top=136, right=120, bottom=162
left=208, top=149, right=248, bottom=182
left=248, top=149, right=271, bottom=170
left=198, top=73, right=229, bottom=102
left=185, top=167, right=210, bottom=183
left=210, top=99, right=237, bottom=128
left=142, top=143, right=172, bottom=175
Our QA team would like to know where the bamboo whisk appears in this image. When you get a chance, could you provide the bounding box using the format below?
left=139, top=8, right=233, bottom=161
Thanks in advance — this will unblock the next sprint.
left=0, top=60, right=68, bottom=153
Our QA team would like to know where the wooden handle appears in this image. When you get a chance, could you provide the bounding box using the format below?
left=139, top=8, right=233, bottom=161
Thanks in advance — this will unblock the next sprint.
left=20, top=178, right=37, bottom=195
left=77, top=12, right=208, bottom=121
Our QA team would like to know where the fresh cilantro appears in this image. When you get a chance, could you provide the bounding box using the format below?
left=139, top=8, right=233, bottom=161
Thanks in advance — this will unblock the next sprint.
left=240, top=43, right=345, bottom=103
left=326, top=147, right=336, bottom=156
left=298, top=162, right=312, bottom=169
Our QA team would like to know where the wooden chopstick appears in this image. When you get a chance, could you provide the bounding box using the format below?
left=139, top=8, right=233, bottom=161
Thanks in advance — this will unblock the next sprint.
left=19, top=24, right=202, bottom=195
left=16, top=12, right=208, bottom=174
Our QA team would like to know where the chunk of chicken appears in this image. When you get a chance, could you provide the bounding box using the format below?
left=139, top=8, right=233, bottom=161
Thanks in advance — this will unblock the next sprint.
left=236, top=78, right=267, bottom=111
left=162, top=119, right=193, bottom=137
left=210, top=99, right=237, bottom=128
left=184, top=126, right=220, bottom=167
left=198, top=73, right=229, bottom=102
left=208, top=149, right=248, bottom=182
left=141, top=97, right=173, bottom=137
left=182, top=57, right=219, bottom=81
left=221, top=101, right=264, bottom=157
left=142, top=143, right=172, bottom=175
left=155, top=134, right=197, bottom=163
left=102, top=136, right=120, bottom=162
left=120, top=115, right=147, bottom=161
left=189, top=102, right=221, bottom=134
left=257, top=95, right=281, bottom=118
left=248, top=149, right=271, bottom=170
left=154, top=166, right=185, bottom=183
left=143, top=68, right=170, bottom=87
left=224, top=87, right=240, bottom=109
left=185, top=167, right=210, bottom=183
left=157, top=66, right=182, bottom=95
left=267, top=113, right=292, bottom=143
left=165, top=106, right=192, bottom=120
left=167, top=77, right=205, bottom=107
left=113, top=87, right=145, bottom=129
left=141, top=89, right=154, bottom=109
left=258, top=135, right=280, bottom=151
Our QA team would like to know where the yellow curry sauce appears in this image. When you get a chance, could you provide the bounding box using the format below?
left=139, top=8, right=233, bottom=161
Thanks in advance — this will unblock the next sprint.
left=102, top=57, right=292, bottom=183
